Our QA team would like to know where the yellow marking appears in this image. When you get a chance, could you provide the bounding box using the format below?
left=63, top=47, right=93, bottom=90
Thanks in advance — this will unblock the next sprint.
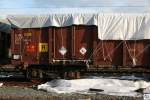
left=24, top=33, right=32, bottom=37
left=39, top=43, right=48, bottom=52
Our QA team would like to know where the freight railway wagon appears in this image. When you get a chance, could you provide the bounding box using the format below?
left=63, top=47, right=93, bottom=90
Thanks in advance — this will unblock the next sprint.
left=5, top=25, right=149, bottom=79
left=0, top=0, right=150, bottom=79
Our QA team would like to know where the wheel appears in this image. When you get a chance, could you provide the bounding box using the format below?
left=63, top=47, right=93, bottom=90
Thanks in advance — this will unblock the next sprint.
left=61, top=71, right=80, bottom=79
left=26, top=67, right=32, bottom=80
left=26, top=67, right=43, bottom=82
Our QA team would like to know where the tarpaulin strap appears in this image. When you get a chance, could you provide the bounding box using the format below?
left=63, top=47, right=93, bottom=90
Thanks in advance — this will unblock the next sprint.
left=88, top=41, right=123, bottom=64
left=101, top=40, right=106, bottom=61
left=73, top=26, right=76, bottom=57
left=88, top=41, right=101, bottom=60
left=104, top=41, right=124, bottom=62
left=60, top=28, right=64, bottom=47
left=87, top=40, right=123, bottom=63
left=86, top=41, right=102, bottom=67
left=124, top=40, right=136, bottom=66
left=88, top=40, right=110, bottom=62
left=53, top=28, right=56, bottom=58
left=105, top=45, right=112, bottom=62
left=133, top=40, right=136, bottom=65
left=135, top=43, right=150, bottom=58
left=60, top=28, right=65, bottom=58
left=101, top=40, right=112, bottom=62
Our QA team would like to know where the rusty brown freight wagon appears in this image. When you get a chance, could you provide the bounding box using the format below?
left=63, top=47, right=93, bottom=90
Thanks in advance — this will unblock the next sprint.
left=0, top=0, right=150, bottom=79
left=10, top=26, right=150, bottom=79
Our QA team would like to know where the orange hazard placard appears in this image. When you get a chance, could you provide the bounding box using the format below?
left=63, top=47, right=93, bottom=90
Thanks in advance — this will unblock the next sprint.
left=26, top=44, right=35, bottom=52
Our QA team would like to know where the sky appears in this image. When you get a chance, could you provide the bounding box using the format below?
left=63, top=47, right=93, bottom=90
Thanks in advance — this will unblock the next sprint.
left=0, top=0, right=149, bottom=9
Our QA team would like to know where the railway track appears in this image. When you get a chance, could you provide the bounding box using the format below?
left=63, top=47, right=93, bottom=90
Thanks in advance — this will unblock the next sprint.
left=0, top=75, right=46, bottom=88
left=1, top=80, right=37, bottom=88
left=0, top=79, right=46, bottom=89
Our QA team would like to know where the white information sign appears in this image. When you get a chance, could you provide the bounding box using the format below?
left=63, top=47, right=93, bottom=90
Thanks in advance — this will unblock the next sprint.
left=144, top=94, right=150, bottom=100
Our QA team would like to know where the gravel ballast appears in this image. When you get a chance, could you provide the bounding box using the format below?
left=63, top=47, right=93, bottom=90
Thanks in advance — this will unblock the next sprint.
left=0, top=86, right=143, bottom=100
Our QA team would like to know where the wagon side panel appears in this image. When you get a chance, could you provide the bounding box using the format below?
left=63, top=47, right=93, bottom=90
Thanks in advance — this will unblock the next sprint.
left=93, top=40, right=123, bottom=67
left=123, top=40, right=150, bottom=67
left=72, top=25, right=95, bottom=60
left=39, top=28, right=49, bottom=64
left=53, top=27, right=72, bottom=60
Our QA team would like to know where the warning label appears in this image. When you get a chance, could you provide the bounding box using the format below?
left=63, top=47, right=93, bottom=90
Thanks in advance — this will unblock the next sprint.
left=39, top=43, right=48, bottom=52
left=24, top=32, right=32, bottom=37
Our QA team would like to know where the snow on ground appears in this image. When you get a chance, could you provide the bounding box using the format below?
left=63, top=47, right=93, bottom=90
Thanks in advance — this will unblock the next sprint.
left=38, top=76, right=150, bottom=97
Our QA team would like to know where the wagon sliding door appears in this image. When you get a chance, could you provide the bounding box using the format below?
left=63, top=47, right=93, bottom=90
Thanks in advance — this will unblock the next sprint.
left=52, top=25, right=95, bottom=62
left=72, top=25, right=95, bottom=60
left=52, top=27, right=72, bottom=60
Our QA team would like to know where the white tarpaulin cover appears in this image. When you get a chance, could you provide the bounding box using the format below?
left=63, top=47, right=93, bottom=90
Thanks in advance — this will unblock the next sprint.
left=38, top=76, right=150, bottom=97
left=0, top=0, right=150, bottom=40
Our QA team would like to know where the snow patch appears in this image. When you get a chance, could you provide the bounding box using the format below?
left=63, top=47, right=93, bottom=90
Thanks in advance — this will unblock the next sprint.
left=38, top=76, right=150, bottom=96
